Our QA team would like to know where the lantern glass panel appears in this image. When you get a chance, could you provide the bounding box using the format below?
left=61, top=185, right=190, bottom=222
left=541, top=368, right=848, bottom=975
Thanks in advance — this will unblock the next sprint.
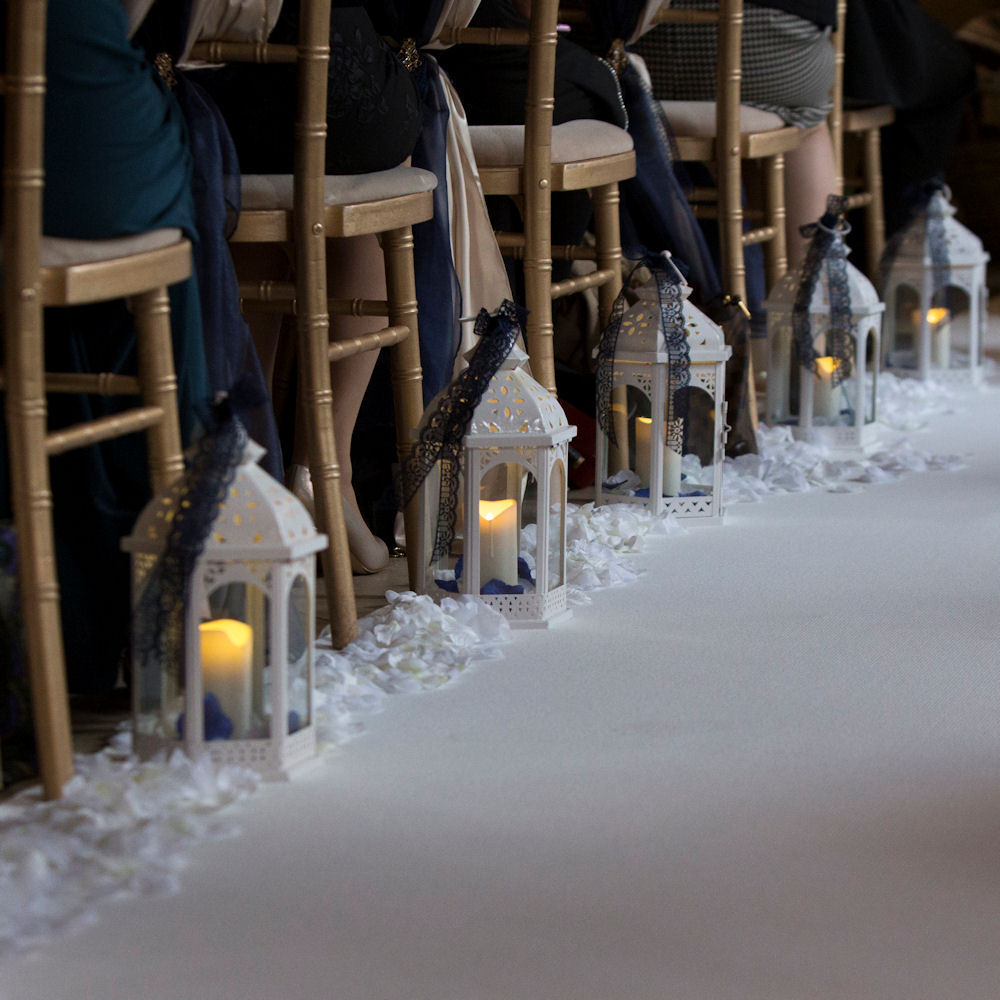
left=203, top=582, right=270, bottom=741
left=287, top=574, right=311, bottom=735
left=944, top=287, right=972, bottom=368
left=477, top=458, right=525, bottom=593
left=548, top=460, right=566, bottom=589
left=888, top=285, right=921, bottom=367
left=131, top=552, right=178, bottom=741
left=811, top=331, right=855, bottom=426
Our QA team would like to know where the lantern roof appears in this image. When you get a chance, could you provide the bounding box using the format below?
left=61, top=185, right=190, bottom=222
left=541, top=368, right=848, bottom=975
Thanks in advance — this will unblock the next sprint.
left=614, top=280, right=730, bottom=362
left=463, top=344, right=575, bottom=446
left=889, top=188, right=989, bottom=269
left=124, top=439, right=327, bottom=561
left=765, top=253, right=884, bottom=317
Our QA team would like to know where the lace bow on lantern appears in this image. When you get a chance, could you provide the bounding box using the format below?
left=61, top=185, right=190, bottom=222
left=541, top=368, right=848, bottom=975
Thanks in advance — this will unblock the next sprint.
left=398, top=300, right=525, bottom=563
left=132, top=398, right=248, bottom=686
left=793, top=195, right=854, bottom=384
left=879, top=178, right=953, bottom=295
left=594, top=253, right=692, bottom=447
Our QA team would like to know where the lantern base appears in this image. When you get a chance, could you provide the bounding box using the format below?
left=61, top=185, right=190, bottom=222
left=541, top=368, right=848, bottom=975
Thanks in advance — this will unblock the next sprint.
left=480, top=586, right=572, bottom=627
left=134, top=726, right=318, bottom=781
left=884, top=358, right=984, bottom=387
left=791, top=420, right=881, bottom=454
left=594, top=488, right=722, bottom=522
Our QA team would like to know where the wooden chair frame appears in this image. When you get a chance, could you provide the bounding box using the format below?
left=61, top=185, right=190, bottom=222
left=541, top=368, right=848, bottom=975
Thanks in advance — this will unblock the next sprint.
left=830, top=0, right=893, bottom=279
left=2, top=0, right=189, bottom=797
left=193, top=0, right=433, bottom=648
left=441, top=0, right=637, bottom=392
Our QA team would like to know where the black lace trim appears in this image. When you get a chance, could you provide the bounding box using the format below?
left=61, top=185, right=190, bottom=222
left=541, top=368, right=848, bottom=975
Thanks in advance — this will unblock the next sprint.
left=793, top=194, right=853, bottom=383
left=398, top=300, right=524, bottom=563
left=595, top=254, right=691, bottom=447
left=133, top=399, right=247, bottom=686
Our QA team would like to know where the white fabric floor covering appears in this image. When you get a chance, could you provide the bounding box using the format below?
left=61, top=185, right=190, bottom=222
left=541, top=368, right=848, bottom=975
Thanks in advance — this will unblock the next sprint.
left=4, top=373, right=1000, bottom=999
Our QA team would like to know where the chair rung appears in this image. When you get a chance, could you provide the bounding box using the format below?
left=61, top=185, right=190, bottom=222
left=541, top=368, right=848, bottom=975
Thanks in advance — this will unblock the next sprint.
left=45, top=406, right=165, bottom=455
left=327, top=325, right=409, bottom=363
left=741, top=226, right=778, bottom=247
left=239, top=281, right=393, bottom=319
left=552, top=268, right=617, bottom=299
left=499, top=242, right=598, bottom=262
left=42, top=372, right=143, bottom=396
left=843, top=192, right=873, bottom=210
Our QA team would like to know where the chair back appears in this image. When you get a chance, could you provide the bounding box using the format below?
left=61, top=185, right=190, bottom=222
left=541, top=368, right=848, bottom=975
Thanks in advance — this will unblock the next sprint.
left=653, top=0, right=746, bottom=299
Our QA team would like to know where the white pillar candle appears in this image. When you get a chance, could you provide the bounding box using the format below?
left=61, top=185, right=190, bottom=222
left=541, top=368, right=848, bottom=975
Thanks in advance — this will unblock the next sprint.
left=634, top=416, right=653, bottom=485
left=478, top=499, right=518, bottom=588
left=927, top=307, right=951, bottom=369
left=813, top=356, right=841, bottom=422
left=199, top=619, right=253, bottom=738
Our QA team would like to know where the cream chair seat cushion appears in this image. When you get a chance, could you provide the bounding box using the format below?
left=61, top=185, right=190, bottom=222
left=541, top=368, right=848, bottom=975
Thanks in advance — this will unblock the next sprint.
left=468, top=119, right=634, bottom=169
left=660, top=100, right=785, bottom=137
left=38, top=228, right=184, bottom=268
left=241, top=166, right=438, bottom=211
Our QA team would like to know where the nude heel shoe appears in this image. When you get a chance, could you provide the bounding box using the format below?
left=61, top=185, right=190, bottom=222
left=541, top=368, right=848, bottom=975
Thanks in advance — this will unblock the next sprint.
left=288, top=465, right=389, bottom=575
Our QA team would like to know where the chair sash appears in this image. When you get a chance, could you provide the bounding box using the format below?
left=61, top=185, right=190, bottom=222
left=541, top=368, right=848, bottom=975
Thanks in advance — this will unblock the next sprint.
left=370, top=0, right=513, bottom=399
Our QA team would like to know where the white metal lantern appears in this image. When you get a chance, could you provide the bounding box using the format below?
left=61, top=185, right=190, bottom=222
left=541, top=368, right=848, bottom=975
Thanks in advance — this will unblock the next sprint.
left=881, top=187, right=990, bottom=383
left=417, top=343, right=576, bottom=627
left=766, top=234, right=885, bottom=452
left=594, top=273, right=732, bottom=520
left=123, top=437, right=326, bottom=779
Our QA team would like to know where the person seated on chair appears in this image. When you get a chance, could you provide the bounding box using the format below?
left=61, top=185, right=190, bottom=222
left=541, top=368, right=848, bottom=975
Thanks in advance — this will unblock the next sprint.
left=632, top=0, right=839, bottom=267
left=0, top=0, right=212, bottom=695
left=193, top=0, right=423, bottom=575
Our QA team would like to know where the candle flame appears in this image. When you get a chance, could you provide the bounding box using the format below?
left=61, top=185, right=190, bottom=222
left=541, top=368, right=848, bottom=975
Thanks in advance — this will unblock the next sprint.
left=815, top=356, right=840, bottom=376
left=479, top=499, right=516, bottom=522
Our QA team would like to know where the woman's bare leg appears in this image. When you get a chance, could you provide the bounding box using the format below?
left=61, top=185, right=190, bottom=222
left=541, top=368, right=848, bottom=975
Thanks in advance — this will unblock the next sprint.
left=784, top=120, right=838, bottom=267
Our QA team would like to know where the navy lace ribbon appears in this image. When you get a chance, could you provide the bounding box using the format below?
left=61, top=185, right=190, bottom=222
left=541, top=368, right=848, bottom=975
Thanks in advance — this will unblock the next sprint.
left=792, top=195, right=853, bottom=383
left=594, top=254, right=691, bottom=449
left=133, top=399, right=247, bottom=685
left=879, top=178, right=952, bottom=298
left=398, top=300, right=525, bottom=563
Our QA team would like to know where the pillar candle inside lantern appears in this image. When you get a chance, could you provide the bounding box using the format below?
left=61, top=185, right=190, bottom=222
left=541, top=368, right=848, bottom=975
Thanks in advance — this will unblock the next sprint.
left=927, top=307, right=951, bottom=369
left=635, top=416, right=682, bottom=495
left=813, top=356, right=841, bottom=421
left=199, top=619, right=253, bottom=738
left=478, top=499, right=518, bottom=588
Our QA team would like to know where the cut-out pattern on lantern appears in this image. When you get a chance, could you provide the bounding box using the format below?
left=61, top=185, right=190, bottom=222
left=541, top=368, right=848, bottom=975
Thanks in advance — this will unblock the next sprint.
left=594, top=277, right=731, bottom=520
left=882, top=187, right=989, bottom=384
left=123, top=438, right=325, bottom=779
left=766, top=220, right=884, bottom=453
left=417, top=343, right=576, bottom=627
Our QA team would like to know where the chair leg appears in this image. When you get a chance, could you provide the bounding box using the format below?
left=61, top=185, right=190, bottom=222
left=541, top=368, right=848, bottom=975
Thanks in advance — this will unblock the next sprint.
left=4, top=371, right=74, bottom=798
left=762, top=153, right=789, bottom=290
left=299, top=307, right=358, bottom=649
left=381, top=225, right=425, bottom=593
left=590, top=182, right=624, bottom=330
left=862, top=128, right=886, bottom=279
left=131, top=286, right=184, bottom=494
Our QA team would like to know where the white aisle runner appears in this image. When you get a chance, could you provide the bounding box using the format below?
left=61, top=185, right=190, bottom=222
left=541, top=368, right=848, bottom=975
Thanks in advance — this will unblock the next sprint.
left=3, top=380, right=1000, bottom=1000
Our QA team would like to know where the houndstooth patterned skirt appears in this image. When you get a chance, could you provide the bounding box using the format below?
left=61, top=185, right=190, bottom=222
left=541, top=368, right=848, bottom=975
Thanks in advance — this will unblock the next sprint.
left=632, top=0, right=834, bottom=129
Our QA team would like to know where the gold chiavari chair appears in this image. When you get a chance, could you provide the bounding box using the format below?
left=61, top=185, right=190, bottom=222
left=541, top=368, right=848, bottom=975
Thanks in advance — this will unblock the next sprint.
left=2, top=0, right=190, bottom=797
left=191, top=0, right=436, bottom=648
left=830, top=0, right=893, bottom=280
left=440, top=0, right=637, bottom=393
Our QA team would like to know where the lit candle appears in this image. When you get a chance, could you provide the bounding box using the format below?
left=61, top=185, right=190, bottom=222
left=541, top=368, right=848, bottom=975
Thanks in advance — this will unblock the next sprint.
left=478, top=499, right=518, bottom=588
left=636, top=416, right=682, bottom=495
left=927, top=307, right=951, bottom=369
left=199, top=619, right=253, bottom=738
left=813, top=356, right=840, bottom=422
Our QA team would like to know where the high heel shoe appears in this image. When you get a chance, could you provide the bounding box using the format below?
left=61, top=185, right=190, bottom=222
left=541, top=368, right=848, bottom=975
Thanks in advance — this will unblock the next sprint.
left=288, top=464, right=390, bottom=575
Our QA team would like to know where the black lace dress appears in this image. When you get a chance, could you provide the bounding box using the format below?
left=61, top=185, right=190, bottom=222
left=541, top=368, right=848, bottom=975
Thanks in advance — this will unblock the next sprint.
left=193, top=1, right=422, bottom=174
